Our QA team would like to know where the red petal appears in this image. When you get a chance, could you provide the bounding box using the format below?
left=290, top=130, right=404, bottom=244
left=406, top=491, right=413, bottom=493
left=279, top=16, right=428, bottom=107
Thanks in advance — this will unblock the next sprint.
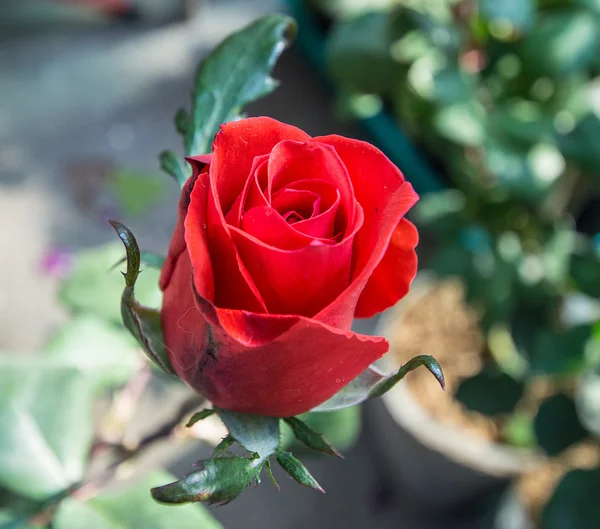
left=230, top=206, right=362, bottom=315
left=241, top=206, right=316, bottom=250
left=182, top=308, right=388, bottom=417
left=355, top=218, right=419, bottom=317
left=161, top=250, right=211, bottom=378
left=159, top=157, right=210, bottom=292
left=268, top=140, right=356, bottom=235
left=211, top=118, right=309, bottom=212
left=313, top=135, right=419, bottom=328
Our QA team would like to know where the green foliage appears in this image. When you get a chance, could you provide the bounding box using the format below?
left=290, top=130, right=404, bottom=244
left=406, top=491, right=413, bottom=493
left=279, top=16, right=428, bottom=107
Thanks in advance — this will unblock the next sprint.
left=108, top=169, right=166, bottom=217
left=455, top=370, right=525, bottom=416
left=54, top=472, right=221, bottom=529
left=542, top=468, right=600, bottom=529
left=162, top=14, right=297, bottom=186
left=0, top=357, right=94, bottom=500
left=59, top=241, right=162, bottom=324
left=534, top=393, right=588, bottom=456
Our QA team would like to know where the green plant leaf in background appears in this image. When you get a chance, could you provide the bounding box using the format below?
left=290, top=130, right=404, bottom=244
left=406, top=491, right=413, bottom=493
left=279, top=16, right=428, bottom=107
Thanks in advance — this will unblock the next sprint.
left=455, top=370, right=525, bottom=416
left=108, top=169, right=166, bottom=217
left=480, top=0, right=535, bottom=32
left=42, top=315, right=141, bottom=391
left=59, top=242, right=162, bottom=324
left=184, top=14, right=296, bottom=157
left=54, top=472, right=222, bottom=529
left=519, top=10, right=600, bottom=76
left=0, top=357, right=94, bottom=500
left=534, top=393, right=588, bottom=456
left=542, top=468, right=600, bottom=529
left=529, top=325, right=592, bottom=375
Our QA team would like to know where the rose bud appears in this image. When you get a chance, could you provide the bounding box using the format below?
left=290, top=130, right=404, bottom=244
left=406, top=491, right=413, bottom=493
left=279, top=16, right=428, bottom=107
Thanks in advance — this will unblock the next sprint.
left=160, top=117, right=419, bottom=417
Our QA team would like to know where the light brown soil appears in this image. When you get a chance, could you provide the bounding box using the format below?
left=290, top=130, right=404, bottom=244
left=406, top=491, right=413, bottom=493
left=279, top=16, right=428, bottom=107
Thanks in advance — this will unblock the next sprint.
left=388, top=278, right=497, bottom=441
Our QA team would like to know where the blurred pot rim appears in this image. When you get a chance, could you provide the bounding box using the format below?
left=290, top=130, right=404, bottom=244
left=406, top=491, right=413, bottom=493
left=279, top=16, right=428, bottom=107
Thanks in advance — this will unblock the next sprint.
left=375, top=272, right=542, bottom=477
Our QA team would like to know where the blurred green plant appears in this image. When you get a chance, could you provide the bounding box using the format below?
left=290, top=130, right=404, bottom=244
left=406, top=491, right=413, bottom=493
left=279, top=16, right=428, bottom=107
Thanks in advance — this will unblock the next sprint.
left=308, top=0, right=600, bottom=525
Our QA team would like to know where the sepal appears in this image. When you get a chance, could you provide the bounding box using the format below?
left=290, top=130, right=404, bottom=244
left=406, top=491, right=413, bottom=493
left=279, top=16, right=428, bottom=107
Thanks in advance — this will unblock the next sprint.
left=109, top=221, right=175, bottom=375
left=315, top=354, right=445, bottom=411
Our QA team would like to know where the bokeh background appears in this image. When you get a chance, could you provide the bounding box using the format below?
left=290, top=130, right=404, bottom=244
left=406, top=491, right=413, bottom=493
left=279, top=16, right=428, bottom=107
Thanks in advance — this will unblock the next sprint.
left=1, top=1, right=599, bottom=528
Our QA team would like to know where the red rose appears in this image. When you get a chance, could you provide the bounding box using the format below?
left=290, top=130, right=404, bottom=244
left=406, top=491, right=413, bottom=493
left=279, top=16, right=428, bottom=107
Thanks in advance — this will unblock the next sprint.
left=160, top=117, right=418, bottom=417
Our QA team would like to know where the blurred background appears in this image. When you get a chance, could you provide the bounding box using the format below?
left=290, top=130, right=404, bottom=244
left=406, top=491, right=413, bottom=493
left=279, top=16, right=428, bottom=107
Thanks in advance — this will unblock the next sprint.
left=1, top=1, right=599, bottom=528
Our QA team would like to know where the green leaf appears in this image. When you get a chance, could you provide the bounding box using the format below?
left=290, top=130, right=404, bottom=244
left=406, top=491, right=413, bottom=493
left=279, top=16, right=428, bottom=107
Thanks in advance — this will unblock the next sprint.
left=542, top=468, right=600, bottom=529
left=434, top=102, right=486, bottom=146
left=283, top=417, right=342, bottom=458
left=186, top=409, right=215, bottom=428
left=530, top=326, right=592, bottom=375
left=216, top=409, right=280, bottom=461
left=534, top=393, right=587, bottom=456
left=0, top=356, right=94, bottom=500
left=275, top=452, right=324, bottom=493
left=108, top=169, right=166, bottom=217
left=480, top=0, right=534, bottom=31
left=42, top=315, right=140, bottom=391
left=502, top=412, right=536, bottom=448
left=571, top=247, right=600, bottom=298
left=0, top=511, right=33, bottom=529
left=55, top=471, right=222, bottom=529
left=184, top=14, right=296, bottom=156
left=159, top=150, right=188, bottom=188
left=174, top=108, right=190, bottom=136
left=559, top=114, right=600, bottom=177
left=59, top=242, right=162, bottom=324
left=519, top=11, right=600, bottom=76
left=151, top=457, right=261, bottom=506
left=110, top=221, right=175, bottom=375
left=314, top=355, right=445, bottom=411
left=455, top=370, right=524, bottom=416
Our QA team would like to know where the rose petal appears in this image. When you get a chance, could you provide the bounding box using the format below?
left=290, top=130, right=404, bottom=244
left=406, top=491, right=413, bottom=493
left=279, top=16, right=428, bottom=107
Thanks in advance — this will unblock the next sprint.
left=160, top=156, right=211, bottom=291
left=268, top=140, right=356, bottom=235
left=169, top=287, right=389, bottom=416
left=183, top=162, right=268, bottom=312
left=355, top=218, right=419, bottom=318
left=313, top=135, right=419, bottom=329
left=211, top=118, right=309, bottom=213
left=224, top=154, right=269, bottom=227
left=241, top=206, right=315, bottom=250
left=230, top=205, right=363, bottom=316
